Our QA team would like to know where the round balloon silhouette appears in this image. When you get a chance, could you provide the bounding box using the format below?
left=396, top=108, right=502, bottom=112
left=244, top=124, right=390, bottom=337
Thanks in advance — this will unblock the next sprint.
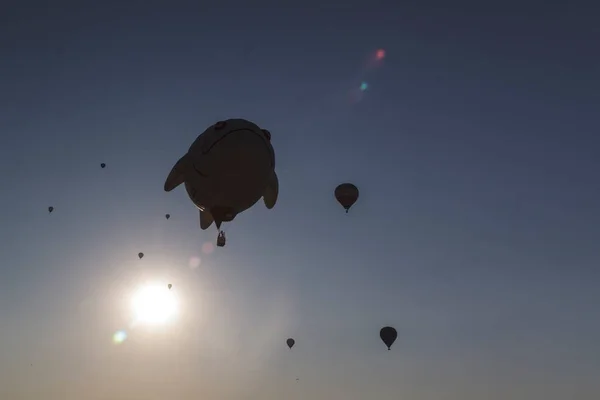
left=286, top=338, right=295, bottom=349
left=334, top=183, right=359, bottom=213
left=380, top=326, right=397, bottom=350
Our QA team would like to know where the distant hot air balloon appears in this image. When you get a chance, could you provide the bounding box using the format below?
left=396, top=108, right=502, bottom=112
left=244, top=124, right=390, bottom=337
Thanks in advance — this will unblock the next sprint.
left=286, top=338, right=295, bottom=349
left=334, top=183, right=359, bottom=213
left=168, top=284, right=172, bottom=290
left=138, top=252, right=144, bottom=259
left=100, top=163, right=106, bottom=168
left=380, top=326, right=397, bottom=350
left=165, top=214, right=170, bottom=220
left=48, top=206, right=54, bottom=213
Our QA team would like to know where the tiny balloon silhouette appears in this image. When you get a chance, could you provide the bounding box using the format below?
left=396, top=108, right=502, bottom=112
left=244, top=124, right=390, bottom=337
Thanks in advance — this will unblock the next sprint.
left=334, top=183, right=359, bottom=213
left=286, top=338, right=295, bottom=349
left=165, top=214, right=170, bottom=220
left=168, top=284, right=172, bottom=290
left=380, top=326, right=397, bottom=350
left=100, top=163, right=106, bottom=168
left=48, top=206, right=54, bottom=213
left=138, top=252, right=144, bottom=259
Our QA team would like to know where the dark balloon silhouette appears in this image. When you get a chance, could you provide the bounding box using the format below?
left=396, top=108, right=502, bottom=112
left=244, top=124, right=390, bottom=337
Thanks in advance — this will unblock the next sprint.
left=165, top=214, right=170, bottom=220
left=100, top=163, right=106, bottom=168
left=334, top=183, right=359, bottom=213
left=48, top=206, right=54, bottom=213
left=286, top=338, right=295, bottom=349
left=380, top=326, right=397, bottom=350
left=168, top=284, right=172, bottom=290
left=163, top=118, right=278, bottom=246
left=138, top=252, right=144, bottom=259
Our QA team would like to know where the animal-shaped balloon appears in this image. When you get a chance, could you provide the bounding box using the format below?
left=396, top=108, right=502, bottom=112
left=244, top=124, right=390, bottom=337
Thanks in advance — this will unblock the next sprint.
left=164, top=119, right=278, bottom=234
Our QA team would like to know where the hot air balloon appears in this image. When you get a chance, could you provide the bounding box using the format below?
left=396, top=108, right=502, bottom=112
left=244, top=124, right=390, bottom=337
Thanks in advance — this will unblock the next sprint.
left=100, top=163, right=106, bottom=168
left=380, top=326, right=397, bottom=350
left=165, top=214, right=170, bottom=220
left=286, top=338, right=295, bottom=349
left=164, top=118, right=278, bottom=244
left=138, top=252, right=144, bottom=259
left=48, top=206, right=54, bottom=213
left=168, top=284, right=172, bottom=290
left=334, top=183, right=359, bottom=213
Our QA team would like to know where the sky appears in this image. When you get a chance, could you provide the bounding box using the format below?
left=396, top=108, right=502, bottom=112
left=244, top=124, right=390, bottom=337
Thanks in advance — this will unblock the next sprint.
left=1, top=1, right=599, bottom=399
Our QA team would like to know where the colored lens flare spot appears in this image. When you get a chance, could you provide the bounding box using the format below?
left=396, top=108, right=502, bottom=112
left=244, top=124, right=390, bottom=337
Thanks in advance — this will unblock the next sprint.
left=189, top=256, right=202, bottom=269
left=112, top=330, right=127, bottom=344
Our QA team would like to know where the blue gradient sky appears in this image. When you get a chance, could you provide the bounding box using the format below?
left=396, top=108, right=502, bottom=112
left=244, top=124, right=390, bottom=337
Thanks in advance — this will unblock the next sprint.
left=1, top=1, right=599, bottom=399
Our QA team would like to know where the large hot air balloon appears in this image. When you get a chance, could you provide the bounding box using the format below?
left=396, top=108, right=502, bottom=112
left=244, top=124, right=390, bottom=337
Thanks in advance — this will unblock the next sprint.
left=334, top=183, right=359, bottom=213
left=168, top=284, right=172, bottom=290
left=380, top=326, right=397, bottom=350
left=138, top=252, right=144, bottom=259
left=286, top=338, right=295, bottom=349
left=100, top=163, right=106, bottom=168
left=164, top=119, right=278, bottom=243
left=165, top=214, right=170, bottom=220
left=48, top=206, right=54, bottom=213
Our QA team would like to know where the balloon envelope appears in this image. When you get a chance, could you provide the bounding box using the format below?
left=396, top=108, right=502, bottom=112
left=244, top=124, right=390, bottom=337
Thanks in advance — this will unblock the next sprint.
left=380, top=326, right=397, bottom=350
left=48, top=206, right=54, bottom=213
left=286, top=338, right=295, bottom=349
left=165, top=214, right=170, bottom=219
left=168, top=284, right=172, bottom=290
left=100, top=163, right=106, bottom=168
left=138, top=252, right=144, bottom=259
left=334, top=183, right=359, bottom=212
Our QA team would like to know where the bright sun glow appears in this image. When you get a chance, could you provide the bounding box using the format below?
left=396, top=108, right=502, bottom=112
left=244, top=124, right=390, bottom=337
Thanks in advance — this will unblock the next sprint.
left=131, top=284, right=178, bottom=325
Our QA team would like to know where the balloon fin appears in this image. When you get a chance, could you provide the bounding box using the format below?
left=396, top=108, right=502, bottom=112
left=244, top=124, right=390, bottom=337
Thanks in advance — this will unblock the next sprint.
left=164, top=155, right=189, bottom=192
left=263, top=170, right=279, bottom=209
left=199, top=210, right=214, bottom=230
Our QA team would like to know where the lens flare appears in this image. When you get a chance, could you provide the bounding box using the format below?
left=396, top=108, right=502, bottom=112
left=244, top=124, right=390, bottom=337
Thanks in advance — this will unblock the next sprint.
left=112, top=330, right=127, bottom=344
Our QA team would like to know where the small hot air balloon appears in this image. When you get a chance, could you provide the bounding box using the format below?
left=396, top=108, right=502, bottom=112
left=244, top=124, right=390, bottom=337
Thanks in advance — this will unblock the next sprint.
left=380, top=326, right=397, bottom=350
left=100, top=163, right=106, bottom=168
left=168, top=284, right=172, bottom=290
left=165, top=214, right=170, bottom=220
left=138, top=252, right=144, bottom=259
left=286, top=338, right=295, bottom=349
left=48, top=206, right=54, bottom=213
left=334, top=183, right=359, bottom=213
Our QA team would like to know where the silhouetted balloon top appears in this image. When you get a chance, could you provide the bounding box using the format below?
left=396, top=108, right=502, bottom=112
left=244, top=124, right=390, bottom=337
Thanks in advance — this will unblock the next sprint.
left=380, top=326, right=397, bottom=350
left=334, top=183, right=359, bottom=213
left=100, top=163, right=106, bottom=168
left=48, top=206, right=54, bottom=213
left=286, top=338, right=295, bottom=349
left=165, top=214, right=170, bottom=220
left=138, top=252, right=144, bottom=259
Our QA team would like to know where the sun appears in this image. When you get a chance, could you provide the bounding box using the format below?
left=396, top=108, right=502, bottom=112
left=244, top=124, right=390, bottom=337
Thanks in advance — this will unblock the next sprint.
left=131, top=283, right=178, bottom=325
